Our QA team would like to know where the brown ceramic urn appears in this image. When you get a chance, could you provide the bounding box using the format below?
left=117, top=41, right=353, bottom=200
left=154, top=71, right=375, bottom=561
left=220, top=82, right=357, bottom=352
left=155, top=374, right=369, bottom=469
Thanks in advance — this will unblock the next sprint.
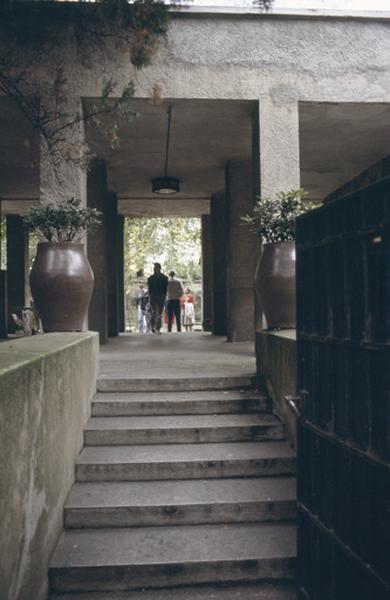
left=255, top=240, right=296, bottom=329
left=30, top=243, right=94, bottom=332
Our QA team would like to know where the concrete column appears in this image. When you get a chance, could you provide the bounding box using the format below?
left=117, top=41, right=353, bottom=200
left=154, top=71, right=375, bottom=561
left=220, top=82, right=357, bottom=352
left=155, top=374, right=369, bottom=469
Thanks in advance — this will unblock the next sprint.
left=225, top=159, right=257, bottom=342
left=6, top=216, right=29, bottom=331
left=107, top=194, right=119, bottom=338
left=258, top=98, right=300, bottom=197
left=39, top=99, right=87, bottom=205
left=256, top=99, right=301, bottom=331
left=210, top=193, right=228, bottom=336
left=0, top=271, right=7, bottom=339
left=201, top=214, right=213, bottom=332
left=87, top=160, right=108, bottom=344
left=117, top=215, right=125, bottom=333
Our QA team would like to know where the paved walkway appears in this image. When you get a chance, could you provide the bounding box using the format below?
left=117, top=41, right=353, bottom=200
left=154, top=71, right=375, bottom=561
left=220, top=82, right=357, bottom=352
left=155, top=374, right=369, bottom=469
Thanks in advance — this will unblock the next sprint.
left=99, top=333, right=256, bottom=380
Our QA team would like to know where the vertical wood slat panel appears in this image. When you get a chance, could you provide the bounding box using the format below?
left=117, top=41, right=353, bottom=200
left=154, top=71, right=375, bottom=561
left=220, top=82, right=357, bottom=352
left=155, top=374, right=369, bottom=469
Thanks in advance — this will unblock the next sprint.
left=296, top=177, right=390, bottom=599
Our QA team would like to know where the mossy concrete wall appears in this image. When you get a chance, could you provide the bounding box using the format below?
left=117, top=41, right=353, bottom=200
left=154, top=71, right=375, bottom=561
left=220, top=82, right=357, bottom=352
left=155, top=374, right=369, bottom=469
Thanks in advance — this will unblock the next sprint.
left=0, top=332, right=99, bottom=600
left=256, top=330, right=297, bottom=449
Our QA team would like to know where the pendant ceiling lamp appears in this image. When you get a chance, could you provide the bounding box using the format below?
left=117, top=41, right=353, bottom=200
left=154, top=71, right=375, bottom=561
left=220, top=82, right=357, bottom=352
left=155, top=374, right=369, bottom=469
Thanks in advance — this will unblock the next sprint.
left=152, top=105, right=180, bottom=195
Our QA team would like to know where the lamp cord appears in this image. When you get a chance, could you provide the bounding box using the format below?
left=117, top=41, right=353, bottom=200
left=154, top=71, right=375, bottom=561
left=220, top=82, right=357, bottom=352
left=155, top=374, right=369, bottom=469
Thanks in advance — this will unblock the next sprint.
left=164, top=105, right=172, bottom=177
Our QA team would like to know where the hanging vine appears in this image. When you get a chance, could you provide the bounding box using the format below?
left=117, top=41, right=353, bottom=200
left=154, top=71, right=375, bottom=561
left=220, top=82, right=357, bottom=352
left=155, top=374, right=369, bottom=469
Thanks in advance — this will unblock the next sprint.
left=0, top=1, right=179, bottom=169
left=0, top=0, right=273, bottom=171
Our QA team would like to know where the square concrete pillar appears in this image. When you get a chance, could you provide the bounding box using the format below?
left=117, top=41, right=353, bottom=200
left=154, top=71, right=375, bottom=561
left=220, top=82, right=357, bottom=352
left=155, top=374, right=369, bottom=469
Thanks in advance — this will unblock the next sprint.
left=107, top=194, right=120, bottom=338
left=6, top=215, right=29, bottom=331
left=225, top=160, right=257, bottom=342
left=256, top=99, right=301, bottom=331
left=258, top=98, right=301, bottom=198
left=39, top=99, right=87, bottom=205
left=201, top=214, right=213, bottom=332
left=0, top=271, right=7, bottom=339
left=117, top=215, right=125, bottom=333
left=210, top=193, right=228, bottom=336
left=87, top=160, right=109, bottom=344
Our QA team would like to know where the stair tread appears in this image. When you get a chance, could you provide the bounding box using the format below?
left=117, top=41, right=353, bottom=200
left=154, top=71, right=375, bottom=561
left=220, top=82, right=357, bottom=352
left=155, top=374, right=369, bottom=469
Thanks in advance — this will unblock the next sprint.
left=50, top=580, right=296, bottom=600
left=65, top=477, right=296, bottom=509
left=50, top=522, right=296, bottom=568
left=97, top=376, right=256, bottom=393
left=85, top=414, right=281, bottom=431
left=77, top=441, right=295, bottom=465
left=93, top=390, right=268, bottom=402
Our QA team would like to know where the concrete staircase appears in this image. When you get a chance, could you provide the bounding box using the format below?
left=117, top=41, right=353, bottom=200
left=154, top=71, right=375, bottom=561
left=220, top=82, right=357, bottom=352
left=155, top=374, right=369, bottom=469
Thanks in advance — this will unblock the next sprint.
left=49, top=376, right=297, bottom=599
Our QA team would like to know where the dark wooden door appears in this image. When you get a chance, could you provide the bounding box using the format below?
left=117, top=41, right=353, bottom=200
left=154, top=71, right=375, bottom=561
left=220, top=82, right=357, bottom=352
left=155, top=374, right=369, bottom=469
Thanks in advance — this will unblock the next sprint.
left=295, top=179, right=390, bottom=600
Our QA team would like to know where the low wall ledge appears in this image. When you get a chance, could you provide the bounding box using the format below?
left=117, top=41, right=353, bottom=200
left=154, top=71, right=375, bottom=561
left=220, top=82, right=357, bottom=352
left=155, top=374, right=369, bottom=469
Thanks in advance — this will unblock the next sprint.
left=256, top=328, right=297, bottom=449
left=0, top=332, right=98, bottom=377
left=173, top=7, right=390, bottom=23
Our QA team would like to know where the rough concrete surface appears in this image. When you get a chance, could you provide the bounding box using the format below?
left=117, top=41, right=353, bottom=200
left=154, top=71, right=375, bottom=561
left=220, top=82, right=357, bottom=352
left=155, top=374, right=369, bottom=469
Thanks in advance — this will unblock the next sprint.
left=0, top=333, right=99, bottom=600
left=50, top=580, right=297, bottom=600
left=64, top=477, right=296, bottom=528
left=99, top=333, right=256, bottom=381
left=75, top=440, right=296, bottom=482
left=83, top=413, right=284, bottom=445
left=50, top=522, right=296, bottom=591
left=91, top=389, right=270, bottom=416
left=256, top=330, right=297, bottom=449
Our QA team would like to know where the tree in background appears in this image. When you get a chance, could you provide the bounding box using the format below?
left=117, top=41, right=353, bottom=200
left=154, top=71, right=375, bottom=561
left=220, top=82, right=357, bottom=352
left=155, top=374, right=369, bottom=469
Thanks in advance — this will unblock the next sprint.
left=124, top=217, right=202, bottom=329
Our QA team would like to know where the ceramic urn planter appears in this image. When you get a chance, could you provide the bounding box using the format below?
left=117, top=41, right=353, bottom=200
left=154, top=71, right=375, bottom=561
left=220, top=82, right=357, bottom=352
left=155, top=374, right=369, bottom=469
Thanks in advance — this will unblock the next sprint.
left=30, top=242, right=94, bottom=332
left=255, top=240, right=296, bottom=329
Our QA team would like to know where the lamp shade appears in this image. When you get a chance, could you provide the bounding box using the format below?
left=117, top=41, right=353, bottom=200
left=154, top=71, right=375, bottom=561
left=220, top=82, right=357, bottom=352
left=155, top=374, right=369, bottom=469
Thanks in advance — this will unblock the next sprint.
left=152, top=176, right=180, bottom=195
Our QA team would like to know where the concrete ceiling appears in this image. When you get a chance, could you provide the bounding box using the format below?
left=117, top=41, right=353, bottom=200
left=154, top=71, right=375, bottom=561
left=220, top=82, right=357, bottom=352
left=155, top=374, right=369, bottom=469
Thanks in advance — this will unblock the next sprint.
left=299, top=102, right=390, bottom=200
left=2, top=97, right=390, bottom=215
left=85, top=98, right=255, bottom=216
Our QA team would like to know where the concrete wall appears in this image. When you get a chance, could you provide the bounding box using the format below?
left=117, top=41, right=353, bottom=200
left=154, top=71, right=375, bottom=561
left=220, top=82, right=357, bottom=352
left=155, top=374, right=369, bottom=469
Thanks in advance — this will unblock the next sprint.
left=0, top=332, right=99, bottom=600
left=256, top=330, right=297, bottom=449
left=55, top=12, right=390, bottom=105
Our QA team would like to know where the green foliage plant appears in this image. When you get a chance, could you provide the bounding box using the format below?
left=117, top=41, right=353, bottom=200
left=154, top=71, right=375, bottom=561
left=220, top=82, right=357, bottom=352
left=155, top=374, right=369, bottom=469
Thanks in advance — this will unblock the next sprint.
left=242, top=189, right=316, bottom=243
left=24, top=198, right=101, bottom=243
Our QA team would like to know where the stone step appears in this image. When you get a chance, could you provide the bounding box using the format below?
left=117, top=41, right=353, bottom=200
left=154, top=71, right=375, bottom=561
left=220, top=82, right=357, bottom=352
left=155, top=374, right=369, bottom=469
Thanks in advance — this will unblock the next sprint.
left=75, top=442, right=296, bottom=482
left=64, top=477, right=297, bottom=528
left=49, top=522, right=296, bottom=593
left=50, top=580, right=296, bottom=600
left=83, top=414, right=284, bottom=446
left=92, top=390, right=270, bottom=417
left=97, top=375, right=256, bottom=393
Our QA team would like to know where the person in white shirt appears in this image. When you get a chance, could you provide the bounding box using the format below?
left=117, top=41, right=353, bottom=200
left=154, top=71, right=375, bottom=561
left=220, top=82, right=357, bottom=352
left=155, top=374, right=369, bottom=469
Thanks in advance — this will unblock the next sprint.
left=167, top=270, right=184, bottom=332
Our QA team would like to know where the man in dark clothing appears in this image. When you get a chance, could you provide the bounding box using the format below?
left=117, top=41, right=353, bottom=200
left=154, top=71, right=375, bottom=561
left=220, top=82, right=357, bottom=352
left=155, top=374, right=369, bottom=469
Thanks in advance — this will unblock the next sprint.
left=147, top=263, right=168, bottom=334
left=167, top=270, right=184, bottom=333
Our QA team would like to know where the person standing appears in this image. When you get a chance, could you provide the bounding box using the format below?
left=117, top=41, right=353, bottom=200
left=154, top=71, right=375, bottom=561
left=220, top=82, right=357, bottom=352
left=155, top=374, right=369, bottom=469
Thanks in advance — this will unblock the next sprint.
left=183, top=287, right=196, bottom=332
left=137, top=284, right=150, bottom=333
left=167, top=271, right=184, bottom=332
left=147, top=263, right=168, bottom=334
